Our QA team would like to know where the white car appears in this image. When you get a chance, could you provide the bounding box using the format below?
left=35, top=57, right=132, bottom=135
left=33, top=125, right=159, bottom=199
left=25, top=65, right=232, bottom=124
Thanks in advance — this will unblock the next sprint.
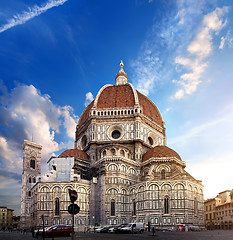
left=121, top=222, right=144, bottom=233
left=34, top=225, right=57, bottom=235
left=94, top=227, right=103, bottom=233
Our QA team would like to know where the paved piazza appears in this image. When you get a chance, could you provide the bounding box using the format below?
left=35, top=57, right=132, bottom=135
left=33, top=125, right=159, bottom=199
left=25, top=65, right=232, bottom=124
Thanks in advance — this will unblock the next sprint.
left=1, top=230, right=233, bottom=240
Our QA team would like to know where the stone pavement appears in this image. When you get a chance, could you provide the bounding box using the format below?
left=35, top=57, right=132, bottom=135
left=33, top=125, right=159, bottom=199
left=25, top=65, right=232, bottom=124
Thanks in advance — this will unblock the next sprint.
left=1, top=230, right=233, bottom=240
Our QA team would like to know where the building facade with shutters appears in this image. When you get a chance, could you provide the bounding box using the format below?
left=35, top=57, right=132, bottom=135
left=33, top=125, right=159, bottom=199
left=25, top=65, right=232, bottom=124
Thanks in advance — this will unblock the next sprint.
left=205, top=190, right=233, bottom=230
left=0, top=206, right=14, bottom=230
left=21, top=62, right=204, bottom=230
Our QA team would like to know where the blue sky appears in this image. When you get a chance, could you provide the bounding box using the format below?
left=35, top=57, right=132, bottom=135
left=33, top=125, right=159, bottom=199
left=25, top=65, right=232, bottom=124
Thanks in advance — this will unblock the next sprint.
left=0, top=0, right=233, bottom=215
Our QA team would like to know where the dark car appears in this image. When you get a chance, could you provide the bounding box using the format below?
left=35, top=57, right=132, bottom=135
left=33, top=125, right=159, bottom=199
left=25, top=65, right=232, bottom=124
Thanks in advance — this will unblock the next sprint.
left=99, top=226, right=113, bottom=233
left=113, top=223, right=128, bottom=233
left=45, top=225, right=72, bottom=237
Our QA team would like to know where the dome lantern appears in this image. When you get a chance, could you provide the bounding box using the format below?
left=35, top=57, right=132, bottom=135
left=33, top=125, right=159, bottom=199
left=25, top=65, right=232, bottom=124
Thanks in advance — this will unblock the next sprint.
left=115, top=60, right=128, bottom=85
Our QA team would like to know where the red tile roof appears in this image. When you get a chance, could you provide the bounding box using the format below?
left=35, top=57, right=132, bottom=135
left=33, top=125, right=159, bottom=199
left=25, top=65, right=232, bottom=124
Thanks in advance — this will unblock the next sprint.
left=78, top=100, right=94, bottom=126
left=59, top=149, right=89, bottom=160
left=137, top=91, right=163, bottom=126
left=77, top=84, right=163, bottom=127
left=97, top=85, right=135, bottom=108
left=142, top=146, right=181, bottom=162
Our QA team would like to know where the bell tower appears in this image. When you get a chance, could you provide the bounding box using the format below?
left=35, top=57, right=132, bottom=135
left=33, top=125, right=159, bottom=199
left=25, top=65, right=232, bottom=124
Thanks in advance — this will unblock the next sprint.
left=20, top=140, right=42, bottom=229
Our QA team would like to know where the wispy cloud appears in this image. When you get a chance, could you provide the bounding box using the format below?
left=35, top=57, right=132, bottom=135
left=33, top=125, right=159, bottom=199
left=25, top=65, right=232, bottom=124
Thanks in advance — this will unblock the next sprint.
left=173, top=7, right=228, bottom=99
left=85, top=92, right=94, bottom=107
left=219, top=30, right=233, bottom=49
left=131, top=1, right=205, bottom=96
left=0, top=0, right=68, bottom=33
left=169, top=117, right=225, bottom=145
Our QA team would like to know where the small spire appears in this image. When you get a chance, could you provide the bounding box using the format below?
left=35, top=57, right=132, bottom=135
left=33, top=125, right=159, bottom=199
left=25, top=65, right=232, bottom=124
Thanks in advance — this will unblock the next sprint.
left=120, top=60, right=124, bottom=69
left=115, top=60, right=128, bottom=85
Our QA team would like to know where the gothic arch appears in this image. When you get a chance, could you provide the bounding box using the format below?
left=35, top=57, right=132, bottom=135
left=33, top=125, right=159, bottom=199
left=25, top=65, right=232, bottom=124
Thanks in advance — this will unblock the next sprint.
left=121, top=164, right=127, bottom=172
left=173, top=183, right=185, bottom=190
left=156, top=164, right=171, bottom=172
left=108, top=163, right=119, bottom=171
left=128, top=167, right=137, bottom=175
left=107, top=187, right=118, bottom=195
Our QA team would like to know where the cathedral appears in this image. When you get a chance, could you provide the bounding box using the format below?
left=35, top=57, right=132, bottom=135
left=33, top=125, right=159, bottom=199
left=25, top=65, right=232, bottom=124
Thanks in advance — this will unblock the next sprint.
left=20, top=62, right=204, bottom=230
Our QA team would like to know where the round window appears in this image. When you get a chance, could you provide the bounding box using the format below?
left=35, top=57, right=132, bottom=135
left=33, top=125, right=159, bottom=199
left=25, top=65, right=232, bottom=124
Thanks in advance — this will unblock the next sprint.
left=112, top=130, right=121, bottom=139
left=81, top=135, right=87, bottom=148
left=148, top=137, right=154, bottom=146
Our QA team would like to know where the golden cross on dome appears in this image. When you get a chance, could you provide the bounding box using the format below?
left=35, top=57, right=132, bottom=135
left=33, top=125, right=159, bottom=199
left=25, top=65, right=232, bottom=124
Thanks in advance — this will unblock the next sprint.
left=120, top=60, right=124, bottom=69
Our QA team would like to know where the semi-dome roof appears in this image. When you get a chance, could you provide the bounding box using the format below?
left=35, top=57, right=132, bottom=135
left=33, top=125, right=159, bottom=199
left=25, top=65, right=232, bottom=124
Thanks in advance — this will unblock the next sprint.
left=77, top=62, right=164, bottom=127
left=59, top=149, right=89, bottom=160
left=142, top=146, right=181, bottom=162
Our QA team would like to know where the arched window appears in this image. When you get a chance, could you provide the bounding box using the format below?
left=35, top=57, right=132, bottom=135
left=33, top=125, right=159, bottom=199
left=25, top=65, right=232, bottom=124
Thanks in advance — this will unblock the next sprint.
left=111, top=149, right=116, bottom=155
left=194, top=197, right=198, bottom=214
left=129, top=168, right=136, bottom=175
left=161, top=169, right=165, bottom=179
left=55, top=198, right=60, bottom=216
left=121, top=165, right=126, bottom=172
left=29, top=177, right=31, bottom=183
left=148, top=184, right=159, bottom=209
left=30, top=159, right=35, bottom=169
left=111, top=200, right=115, bottom=216
left=122, top=189, right=127, bottom=212
left=132, top=200, right=136, bottom=216
left=120, top=150, right=125, bottom=157
left=108, top=164, right=118, bottom=171
left=33, top=178, right=36, bottom=183
left=164, top=197, right=169, bottom=214
left=103, top=150, right=106, bottom=157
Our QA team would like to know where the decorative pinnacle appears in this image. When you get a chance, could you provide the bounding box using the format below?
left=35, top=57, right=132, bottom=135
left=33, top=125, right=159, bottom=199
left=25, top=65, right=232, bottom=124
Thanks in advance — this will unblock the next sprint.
left=115, top=60, right=128, bottom=85
left=120, top=60, right=124, bottom=69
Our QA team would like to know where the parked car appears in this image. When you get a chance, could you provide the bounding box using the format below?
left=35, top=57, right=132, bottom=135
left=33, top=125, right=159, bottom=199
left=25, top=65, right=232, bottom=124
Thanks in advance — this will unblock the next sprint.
left=100, top=225, right=113, bottom=233
left=95, top=226, right=103, bottom=233
left=34, top=225, right=57, bottom=236
left=112, top=223, right=128, bottom=233
left=121, top=222, right=144, bottom=233
left=44, top=225, right=72, bottom=237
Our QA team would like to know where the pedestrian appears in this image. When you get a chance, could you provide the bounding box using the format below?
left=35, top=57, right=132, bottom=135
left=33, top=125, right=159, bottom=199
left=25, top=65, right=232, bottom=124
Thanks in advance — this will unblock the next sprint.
left=148, top=221, right=151, bottom=232
left=36, top=228, right=39, bottom=239
left=31, top=227, right=35, bottom=238
left=152, top=226, right=155, bottom=236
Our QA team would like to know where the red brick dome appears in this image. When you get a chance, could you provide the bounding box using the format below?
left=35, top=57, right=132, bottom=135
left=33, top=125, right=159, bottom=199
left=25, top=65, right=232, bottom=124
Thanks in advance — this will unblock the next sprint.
left=78, top=83, right=163, bottom=127
left=142, top=146, right=181, bottom=162
left=59, top=149, right=89, bottom=160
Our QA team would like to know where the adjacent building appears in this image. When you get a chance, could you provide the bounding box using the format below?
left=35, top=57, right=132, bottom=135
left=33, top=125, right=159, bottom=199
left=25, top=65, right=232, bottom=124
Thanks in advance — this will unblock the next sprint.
left=21, top=62, right=204, bottom=230
left=204, top=190, right=233, bottom=229
left=0, top=206, right=14, bottom=230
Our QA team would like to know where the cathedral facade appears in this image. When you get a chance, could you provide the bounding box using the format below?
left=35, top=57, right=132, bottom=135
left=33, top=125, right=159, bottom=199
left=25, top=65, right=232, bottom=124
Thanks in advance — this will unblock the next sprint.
left=21, top=63, right=204, bottom=230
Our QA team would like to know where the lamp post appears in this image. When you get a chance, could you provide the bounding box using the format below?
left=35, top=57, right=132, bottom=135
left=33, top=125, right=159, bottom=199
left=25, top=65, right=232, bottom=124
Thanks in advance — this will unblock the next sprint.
left=92, top=216, right=95, bottom=232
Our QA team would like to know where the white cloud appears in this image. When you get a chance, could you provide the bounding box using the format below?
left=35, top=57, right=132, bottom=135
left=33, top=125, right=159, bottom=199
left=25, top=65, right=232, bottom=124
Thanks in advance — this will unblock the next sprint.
left=174, top=7, right=228, bottom=99
left=85, top=92, right=94, bottom=107
left=175, top=8, right=185, bottom=25
left=219, top=36, right=226, bottom=49
left=0, top=0, right=68, bottom=33
left=61, top=105, right=79, bottom=138
left=131, top=53, right=160, bottom=96
left=0, top=137, right=22, bottom=169
left=0, top=83, right=78, bottom=169
left=221, top=30, right=233, bottom=49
